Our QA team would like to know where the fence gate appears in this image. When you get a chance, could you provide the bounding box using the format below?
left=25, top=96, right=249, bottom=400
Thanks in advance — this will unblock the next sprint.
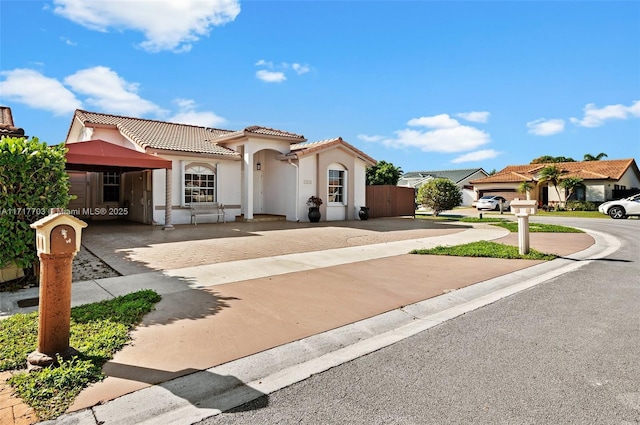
left=365, top=185, right=415, bottom=218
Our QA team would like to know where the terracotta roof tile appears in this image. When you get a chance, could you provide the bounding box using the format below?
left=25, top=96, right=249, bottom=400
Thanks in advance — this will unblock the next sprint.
left=290, top=137, right=376, bottom=165
left=470, top=159, right=638, bottom=184
left=0, top=106, right=26, bottom=138
left=74, top=110, right=239, bottom=156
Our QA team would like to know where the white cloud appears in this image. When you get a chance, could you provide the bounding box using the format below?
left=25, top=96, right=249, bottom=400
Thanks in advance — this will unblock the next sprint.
left=0, top=68, right=81, bottom=115
left=357, top=134, right=384, bottom=143
left=256, top=69, right=286, bottom=83
left=527, top=118, right=565, bottom=136
left=292, top=63, right=310, bottom=75
left=168, top=98, right=226, bottom=127
left=53, top=0, right=241, bottom=53
left=60, top=36, right=77, bottom=46
left=456, top=111, right=490, bottom=123
left=451, top=149, right=500, bottom=164
left=407, top=114, right=460, bottom=129
left=64, top=66, right=162, bottom=116
left=570, top=100, right=640, bottom=127
left=377, top=113, right=490, bottom=153
left=255, top=59, right=273, bottom=67
left=255, top=59, right=310, bottom=82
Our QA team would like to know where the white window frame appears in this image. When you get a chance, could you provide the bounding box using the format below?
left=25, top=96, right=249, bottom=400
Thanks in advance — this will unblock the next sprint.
left=101, top=171, right=120, bottom=204
left=183, top=163, right=217, bottom=205
left=327, top=166, right=347, bottom=205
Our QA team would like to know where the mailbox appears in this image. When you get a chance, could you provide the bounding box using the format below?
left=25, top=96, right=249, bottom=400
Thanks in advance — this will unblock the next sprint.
left=27, top=211, right=88, bottom=367
left=30, top=212, right=87, bottom=255
left=509, top=199, right=538, bottom=216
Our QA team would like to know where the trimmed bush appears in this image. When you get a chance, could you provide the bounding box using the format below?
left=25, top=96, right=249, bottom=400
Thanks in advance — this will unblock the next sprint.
left=565, top=200, right=598, bottom=211
left=0, top=137, right=71, bottom=269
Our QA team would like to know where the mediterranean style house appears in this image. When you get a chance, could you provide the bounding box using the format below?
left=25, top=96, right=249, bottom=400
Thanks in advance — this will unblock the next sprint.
left=398, top=168, right=488, bottom=206
left=63, top=110, right=376, bottom=227
left=470, top=159, right=640, bottom=206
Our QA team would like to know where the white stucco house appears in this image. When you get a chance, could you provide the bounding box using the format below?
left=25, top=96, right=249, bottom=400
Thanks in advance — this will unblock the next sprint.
left=398, top=168, right=488, bottom=206
left=63, top=110, right=376, bottom=226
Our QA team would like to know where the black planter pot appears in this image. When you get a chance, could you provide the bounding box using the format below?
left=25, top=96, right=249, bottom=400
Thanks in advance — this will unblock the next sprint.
left=359, top=206, right=370, bottom=220
left=308, top=207, right=321, bottom=222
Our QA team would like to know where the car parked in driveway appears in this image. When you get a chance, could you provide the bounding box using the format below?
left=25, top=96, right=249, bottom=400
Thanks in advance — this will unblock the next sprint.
left=598, top=193, right=640, bottom=219
left=476, top=195, right=510, bottom=211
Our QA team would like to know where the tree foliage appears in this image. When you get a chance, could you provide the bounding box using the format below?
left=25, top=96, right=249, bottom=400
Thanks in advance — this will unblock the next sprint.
left=366, top=160, right=403, bottom=185
left=537, top=165, right=564, bottom=203
left=517, top=181, right=533, bottom=199
left=530, top=155, right=575, bottom=164
left=0, top=137, right=72, bottom=269
left=560, top=177, right=585, bottom=201
left=583, top=152, right=608, bottom=161
left=416, top=178, right=462, bottom=216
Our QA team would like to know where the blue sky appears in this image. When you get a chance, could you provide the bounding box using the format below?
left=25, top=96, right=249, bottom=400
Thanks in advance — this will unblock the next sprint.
left=1, top=0, right=639, bottom=173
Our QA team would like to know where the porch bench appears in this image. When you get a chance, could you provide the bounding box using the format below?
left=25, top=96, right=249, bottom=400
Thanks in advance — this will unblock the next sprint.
left=190, top=203, right=225, bottom=225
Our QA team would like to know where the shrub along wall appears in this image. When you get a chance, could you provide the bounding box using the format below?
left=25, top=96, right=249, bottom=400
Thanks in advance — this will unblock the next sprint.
left=0, top=137, right=71, bottom=269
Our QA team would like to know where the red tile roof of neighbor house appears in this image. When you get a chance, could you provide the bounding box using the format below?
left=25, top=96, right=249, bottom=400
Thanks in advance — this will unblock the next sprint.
left=289, top=137, right=377, bottom=165
left=470, top=159, right=639, bottom=184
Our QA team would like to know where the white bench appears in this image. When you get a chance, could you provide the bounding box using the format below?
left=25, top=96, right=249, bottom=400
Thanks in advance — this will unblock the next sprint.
left=190, top=203, right=225, bottom=225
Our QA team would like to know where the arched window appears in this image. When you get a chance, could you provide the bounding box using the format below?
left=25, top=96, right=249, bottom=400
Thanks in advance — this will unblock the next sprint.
left=328, top=164, right=347, bottom=205
left=184, top=164, right=216, bottom=204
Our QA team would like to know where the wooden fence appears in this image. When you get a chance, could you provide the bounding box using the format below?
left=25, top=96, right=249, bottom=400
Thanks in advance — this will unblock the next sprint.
left=365, top=185, right=416, bottom=218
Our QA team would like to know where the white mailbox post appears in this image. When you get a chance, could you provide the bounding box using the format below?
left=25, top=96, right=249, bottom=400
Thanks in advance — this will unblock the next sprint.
left=509, top=200, right=538, bottom=255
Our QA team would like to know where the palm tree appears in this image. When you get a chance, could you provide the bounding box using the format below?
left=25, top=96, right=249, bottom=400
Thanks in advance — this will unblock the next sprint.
left=537, top=165, right=564, bottom=206
left=517, top=181, right=533, bottom=200
left=583, top=152, right=608, bottom=161
left=560, top=177, right=585, bottom=202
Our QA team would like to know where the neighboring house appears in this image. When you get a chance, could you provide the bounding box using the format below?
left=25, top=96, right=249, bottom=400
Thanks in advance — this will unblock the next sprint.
left=470, top=159, right=640, bottom=206
left=0, top=106, right=27, bottom=139
left=63, top=109, right=376, bottom=226
left=398, top=168, right=488, bottom=206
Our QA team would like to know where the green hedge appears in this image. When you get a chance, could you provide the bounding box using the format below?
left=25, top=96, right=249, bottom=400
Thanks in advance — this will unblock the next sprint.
left=565, top=200, right=598, bottom=211
left=0, top=137, right=71, bottom=269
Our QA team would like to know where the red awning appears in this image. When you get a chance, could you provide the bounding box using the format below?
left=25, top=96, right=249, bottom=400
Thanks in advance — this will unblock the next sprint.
left=65, top=139, right=172, bottom=170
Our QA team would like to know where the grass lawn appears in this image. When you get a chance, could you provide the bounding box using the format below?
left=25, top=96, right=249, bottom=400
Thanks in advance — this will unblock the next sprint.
left=411, top=240, right=557, bottom=261
left=0, top=290, right=161, bottom=420
left=490, top=221, right=584, bottom=233
left=417, top=209, right=609, bottom=219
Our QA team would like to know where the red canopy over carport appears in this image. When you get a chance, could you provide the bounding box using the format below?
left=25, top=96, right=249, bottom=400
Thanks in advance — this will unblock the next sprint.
left=65, top=139, right=172, bottom=171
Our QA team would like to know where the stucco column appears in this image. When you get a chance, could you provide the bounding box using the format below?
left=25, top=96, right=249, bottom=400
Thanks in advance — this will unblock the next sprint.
left=163, top=168, right=174, bottom=230
left=244, top=150, right=254, bottom=220
left=517, top=215, right=530, bottom=255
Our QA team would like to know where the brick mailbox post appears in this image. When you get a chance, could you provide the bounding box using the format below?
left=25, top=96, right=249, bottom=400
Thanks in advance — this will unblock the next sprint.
left=509, top=200, right=538, bottom=255
left=27, top=210, right=87, bottom=370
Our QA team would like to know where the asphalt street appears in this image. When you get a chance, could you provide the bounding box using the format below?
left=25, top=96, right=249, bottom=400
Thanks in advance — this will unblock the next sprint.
left=199, top=217, right=640, bottom=425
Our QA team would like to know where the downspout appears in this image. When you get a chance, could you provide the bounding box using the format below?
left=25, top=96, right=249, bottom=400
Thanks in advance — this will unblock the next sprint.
left=288, top=159, right=299, bottom=222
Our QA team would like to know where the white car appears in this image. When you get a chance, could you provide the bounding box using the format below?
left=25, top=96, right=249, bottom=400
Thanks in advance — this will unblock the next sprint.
left=598, top=193, right=640, bottom=219
left=475, top=195, right=510, bottom=211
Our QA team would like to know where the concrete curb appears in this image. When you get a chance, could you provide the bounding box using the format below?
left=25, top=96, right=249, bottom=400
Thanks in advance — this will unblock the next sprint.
left=43, top=227, right=619, bottom=425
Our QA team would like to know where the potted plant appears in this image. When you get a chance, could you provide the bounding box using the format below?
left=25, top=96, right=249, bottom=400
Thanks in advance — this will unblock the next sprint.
left=358, top=206, right=370, bottom=220
left=306, top=196, right=323, bottom=222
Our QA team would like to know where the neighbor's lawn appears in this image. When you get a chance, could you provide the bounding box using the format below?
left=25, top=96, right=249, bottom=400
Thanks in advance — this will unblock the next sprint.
left=0, top=290, right=161, bottom=420
left=411, top=240, right=557, bottom=261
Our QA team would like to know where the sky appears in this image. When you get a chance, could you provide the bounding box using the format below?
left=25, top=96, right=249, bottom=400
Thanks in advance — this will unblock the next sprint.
left=1, top=0, right=639, bottom=174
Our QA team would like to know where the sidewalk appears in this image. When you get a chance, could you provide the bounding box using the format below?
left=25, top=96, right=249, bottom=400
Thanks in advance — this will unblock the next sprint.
left=0, top=219, right=605, bottom=425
